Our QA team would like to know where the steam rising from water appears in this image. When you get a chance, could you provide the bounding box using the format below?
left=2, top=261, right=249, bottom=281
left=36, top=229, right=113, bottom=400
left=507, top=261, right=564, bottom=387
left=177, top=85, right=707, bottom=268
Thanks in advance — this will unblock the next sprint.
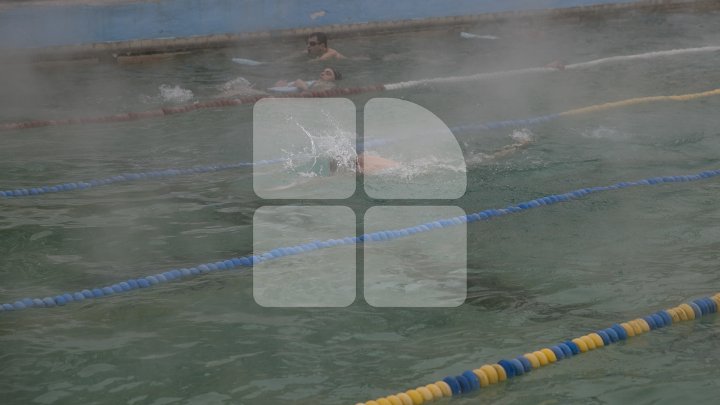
left=2, top=9, right=720, bottom=405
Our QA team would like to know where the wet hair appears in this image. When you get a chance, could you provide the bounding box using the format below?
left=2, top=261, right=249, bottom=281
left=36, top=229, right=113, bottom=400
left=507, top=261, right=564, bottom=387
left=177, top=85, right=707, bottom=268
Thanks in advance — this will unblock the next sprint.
left=328, top=157, right=358, bottom=175
left=307, top=32, right=328, bottom=46
left=328, top=67, right=342, bottom=80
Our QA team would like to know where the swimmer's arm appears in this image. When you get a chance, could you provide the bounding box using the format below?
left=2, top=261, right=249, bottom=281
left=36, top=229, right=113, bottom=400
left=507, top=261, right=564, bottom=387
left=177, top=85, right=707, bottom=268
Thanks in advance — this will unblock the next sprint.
left=488, top=140, right=531, bottom=159
left=328, top=49, right=347, bottom=60
left=311, top=48, right=347, bottom=61
left=357, top=153, right=400, bottom=174
left=293, top=79, right=309, bottom=90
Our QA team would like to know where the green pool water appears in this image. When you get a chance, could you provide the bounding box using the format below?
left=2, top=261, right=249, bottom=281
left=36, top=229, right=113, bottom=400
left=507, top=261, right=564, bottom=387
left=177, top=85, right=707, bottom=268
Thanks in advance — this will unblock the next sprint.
left=1, top=9, right=720, bottom=405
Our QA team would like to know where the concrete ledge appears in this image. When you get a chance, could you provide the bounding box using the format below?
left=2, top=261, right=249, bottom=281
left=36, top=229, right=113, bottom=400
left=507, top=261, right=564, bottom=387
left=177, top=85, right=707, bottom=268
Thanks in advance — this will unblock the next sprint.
left=2, top=0, right=717, bottom=63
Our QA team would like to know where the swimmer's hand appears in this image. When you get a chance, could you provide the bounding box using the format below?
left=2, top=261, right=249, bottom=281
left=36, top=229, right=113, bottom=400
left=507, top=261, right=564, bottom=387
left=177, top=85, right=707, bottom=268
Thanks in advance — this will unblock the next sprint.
left=274, top=80, right=289, bottom=87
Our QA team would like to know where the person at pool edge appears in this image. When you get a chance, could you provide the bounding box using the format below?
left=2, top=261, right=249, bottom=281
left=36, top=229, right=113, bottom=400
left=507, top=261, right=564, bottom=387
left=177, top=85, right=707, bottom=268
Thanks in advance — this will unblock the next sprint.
left=306, top=32, right=346, bottom=61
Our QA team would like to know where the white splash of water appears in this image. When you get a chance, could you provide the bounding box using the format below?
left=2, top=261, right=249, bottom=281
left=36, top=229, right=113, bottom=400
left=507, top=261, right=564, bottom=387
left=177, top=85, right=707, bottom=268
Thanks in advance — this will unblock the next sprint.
left=509, top=128, right=535, bottom=144
left=218, top=77, right=267, bottom=97
left=219, top=77, right=254, bottom=92
left=158, top=84, right=194, bottom=103
left=279, top=115, right=358, bottom=176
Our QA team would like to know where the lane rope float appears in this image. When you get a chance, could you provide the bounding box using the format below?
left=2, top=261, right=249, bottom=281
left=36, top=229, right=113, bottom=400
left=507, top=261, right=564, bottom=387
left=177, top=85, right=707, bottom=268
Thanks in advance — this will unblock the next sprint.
left=354, top=293, right=720, bottom=405
left=1, top=167, right=718, bottom=313
left=3, top=87, right=720, bottom=199
left=1, top=46, right=718, bottom=131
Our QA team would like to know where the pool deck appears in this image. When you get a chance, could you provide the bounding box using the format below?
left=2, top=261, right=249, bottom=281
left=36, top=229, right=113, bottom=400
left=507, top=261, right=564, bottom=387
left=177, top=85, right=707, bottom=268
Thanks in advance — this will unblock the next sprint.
left=0, top=0, right=717, bottom=61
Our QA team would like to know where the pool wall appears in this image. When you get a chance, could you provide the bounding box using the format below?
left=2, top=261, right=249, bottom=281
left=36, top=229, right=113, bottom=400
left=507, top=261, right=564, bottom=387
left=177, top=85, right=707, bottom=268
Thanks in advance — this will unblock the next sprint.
left=0, top=0, right=716, bottom=59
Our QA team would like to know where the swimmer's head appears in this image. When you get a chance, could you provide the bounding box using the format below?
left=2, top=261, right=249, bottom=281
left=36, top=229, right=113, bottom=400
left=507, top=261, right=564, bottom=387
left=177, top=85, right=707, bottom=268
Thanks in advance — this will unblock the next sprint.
left=329, top=157, right=339, bottom=175
left=319, top=156, right=354, bottom=176
left=307, top=32, right=329, bottom=57
left=320, top=67, right=342, bottom=82
left=321, top=157, right=349, bottom=175
left=295, top=157, right=336, bottom=177
left=294, top=155, right=355, bottom=177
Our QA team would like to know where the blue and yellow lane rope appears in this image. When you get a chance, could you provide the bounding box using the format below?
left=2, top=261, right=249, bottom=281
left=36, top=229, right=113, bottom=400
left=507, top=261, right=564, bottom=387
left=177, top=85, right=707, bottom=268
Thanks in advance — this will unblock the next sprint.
left=355, top=293, right=719, bottom=404
left=2, top=168, right=719, bottom=313
left=3, top=88, right=720, bottom=199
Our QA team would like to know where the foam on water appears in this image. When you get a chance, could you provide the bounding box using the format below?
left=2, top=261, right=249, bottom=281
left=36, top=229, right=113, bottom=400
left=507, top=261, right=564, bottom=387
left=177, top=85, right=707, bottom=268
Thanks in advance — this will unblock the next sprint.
left=509, top=128, right=535, bottom=144
left=217, top=76, right=267, bottom=97
left=158, top=84, right=194, bottom=103
left=280, top=122, right=357, bottom=176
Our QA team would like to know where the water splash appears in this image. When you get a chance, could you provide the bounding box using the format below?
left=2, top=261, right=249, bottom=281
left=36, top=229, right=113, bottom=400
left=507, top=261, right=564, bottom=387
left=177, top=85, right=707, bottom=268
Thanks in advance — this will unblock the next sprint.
left=279, top=115, right=358, bottom=177
left=158, top=84, right=194, bottom=103
left=216, top=77, right=268, bottom=98
left=370, top=154, right=466, bottom=180
left=465, top=129, right=535, bottom=166
left=509, top=128, right=535, bottom=144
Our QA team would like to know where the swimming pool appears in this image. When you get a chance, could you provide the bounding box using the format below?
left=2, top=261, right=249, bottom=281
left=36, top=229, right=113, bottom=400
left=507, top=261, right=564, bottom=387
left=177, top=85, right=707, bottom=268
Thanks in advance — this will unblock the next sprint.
left=1, top=9, right=720, bottom=405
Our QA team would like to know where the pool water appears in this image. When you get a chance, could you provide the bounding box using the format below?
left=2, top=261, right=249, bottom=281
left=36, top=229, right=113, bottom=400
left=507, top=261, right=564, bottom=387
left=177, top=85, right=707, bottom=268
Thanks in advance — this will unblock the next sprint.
left=2, top=9, right=720, bottom=405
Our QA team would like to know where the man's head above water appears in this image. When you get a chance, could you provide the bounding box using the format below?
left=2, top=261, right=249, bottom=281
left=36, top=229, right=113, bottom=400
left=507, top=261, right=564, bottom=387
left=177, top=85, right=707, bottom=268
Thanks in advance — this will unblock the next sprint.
left=306, top=32, right=346, bottom=60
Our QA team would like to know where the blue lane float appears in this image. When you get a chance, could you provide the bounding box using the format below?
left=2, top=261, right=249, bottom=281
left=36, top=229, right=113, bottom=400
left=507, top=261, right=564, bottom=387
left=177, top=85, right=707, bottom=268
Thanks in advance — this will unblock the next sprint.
left=1, top=167, right=719, bottom=313
left=357, top=293, right=720, bottom=404
left=0, top=161, right=277, bottom=199
left=0, top=112, right=569, bottom=200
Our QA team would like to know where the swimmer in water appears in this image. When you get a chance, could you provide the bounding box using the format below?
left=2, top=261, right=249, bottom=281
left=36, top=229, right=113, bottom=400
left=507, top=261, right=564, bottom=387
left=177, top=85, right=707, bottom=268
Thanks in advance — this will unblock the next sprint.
left=326, top=136, right=532, bottom=176
left=356, top=153, right=400, bottom=174
left=293, top=152, right=398, bottom=177
left=479, top=135, right=533, bottom=159
left=314, top=152, right=400, bottom=176
left=294, top=67, right=342, bottom=92
left=305, top=32, right=346, bottom=61
left=266, top=135, right=532, bottom=192
left=273, top=67, right=342, bottom=94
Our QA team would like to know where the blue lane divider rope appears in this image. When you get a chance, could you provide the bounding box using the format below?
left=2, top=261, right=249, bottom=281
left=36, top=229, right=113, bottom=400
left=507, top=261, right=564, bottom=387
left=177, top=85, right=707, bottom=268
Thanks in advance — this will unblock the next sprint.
left=1, top=168, right=718, bottom=313
left=0, top=112, right=560, bottom=199
left=0, top=138, right=399, bottom=198
left=6, top=84, right=720, bottom=199
left=0, top=160, right=280, bottom=198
